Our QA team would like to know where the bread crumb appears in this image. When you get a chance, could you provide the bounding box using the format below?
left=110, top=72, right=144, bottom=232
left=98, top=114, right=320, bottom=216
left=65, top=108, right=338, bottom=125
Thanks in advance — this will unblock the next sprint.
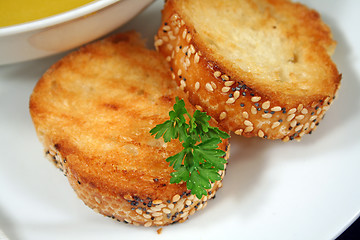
left=157, top=228, right=163, bottom=234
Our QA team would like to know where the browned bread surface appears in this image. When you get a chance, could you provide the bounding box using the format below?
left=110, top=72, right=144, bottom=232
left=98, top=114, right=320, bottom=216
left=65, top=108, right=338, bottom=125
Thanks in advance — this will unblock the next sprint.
left=155, top=0, right=341, bottom=141
left=29, top=32, right=229, bottom=226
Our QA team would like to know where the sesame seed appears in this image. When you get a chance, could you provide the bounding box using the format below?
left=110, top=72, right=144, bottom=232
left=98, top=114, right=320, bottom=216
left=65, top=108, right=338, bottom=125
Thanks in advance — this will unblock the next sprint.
left=233, top=90, right=240, bottom=99
left=177, top=69, right=182, bottom=76
left=295, top=115, right=305, bottom=121
left=224, top=81, right=234, bottom=87
left=222, top=87, right=230, bottom=93
left=301, top=108, right=308, bottom=115
left=295, top=124, right=303, bottom=132
left=317, top=107, right=322, bottom=115
left=195, top=82, right=200, bottom=91
left=287, top=114, right=295, bottom=122
left=162, top=208, right=171, bottom=214
left=190, top=209, right=196, bottom=216
left=211, top=81, right=217, bottom=89
left=262, top=113, right=272, bottom=119
left=172, top=194, right=180, bottom=202
left=163, top=25, right=171, bottom=32
left=182, top=29, right=187, bottom=39
left=166, top=56, right=171, bottom=62
left=226, top=98, right=235, bottom=104
left=251, top=106, right=257, bottom=114
left=170, top=13, right=179, bottom=21
left=325, top=96, right=331, bottom=104
left=186, top=34, right=192, bottom=43
left=185, top=200, right=192, bottom=206
left=251, top=96, right=261, bottom=102
left=154, top=39, right=164, bottom=47
left=135, top=209, right=142, bottom=215
left=288, top=108, right=297, bottom=114
left=262, top=101, right=271, bottom=109
left=258, top=130, right=265, bottom=138
left=282, top=136, right=290, bottom=142
left=180, top=212, right=189, bottom=219
left=150, top=206, right=162, bottom=212
left=189, top=44, right=195, bottom=54
left=124, top=194, right=133, bottom=201
left=310, top=115, right=317, bottom=122
left=162, top=36, right=169, bottom=42
left=174, top=26, right=179, bottom=35
left=194, top=53, right=200, bottom=63
left=180, top=80, right=186, bottom=90
left=290, top=119, right=297, bottom=128
left=271, top=122, right=280, bottom=129
left=219, top=112, right=227, bottom=120
left=143, top=214, right=151, bottom=219
left=153, top=199, right=163, bottom=205
left=271, top=106, right=282, bottom=112
left=214, top=71, right=221, bottom=78
left=195, top=105, right=203, bottom=111
left=152, top=212, right=162, bottom=217
left=244, top=126, right=254, bottom=132
left=244, top=120, right=253, bottom=126
left=205, top=83, right=214, bottom=92
left=144, top=222, right=152, bottom=227
left=171, top=72, right=175, bottom=79
left=221, top=74, right=229, bottom=81
left=310, top=122, right=316, bottom=129
left=235, top=129, right=243, bottom=135
left=297, top=104, right=304, bottom=112
left=185, top=58, right=191, bottom=67
left=242, top=111, right=249, bottom=119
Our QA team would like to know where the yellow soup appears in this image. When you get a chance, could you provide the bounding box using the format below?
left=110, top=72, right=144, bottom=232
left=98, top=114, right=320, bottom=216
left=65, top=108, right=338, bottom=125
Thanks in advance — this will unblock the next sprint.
left=0, top=0, right=94, bottom=28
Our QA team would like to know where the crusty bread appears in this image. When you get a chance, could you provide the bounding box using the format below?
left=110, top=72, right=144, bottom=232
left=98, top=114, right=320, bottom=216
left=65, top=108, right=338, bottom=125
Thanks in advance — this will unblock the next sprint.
left=155, top=0, right=341, bottom=141
left=29, top=32, right=229, bottom=227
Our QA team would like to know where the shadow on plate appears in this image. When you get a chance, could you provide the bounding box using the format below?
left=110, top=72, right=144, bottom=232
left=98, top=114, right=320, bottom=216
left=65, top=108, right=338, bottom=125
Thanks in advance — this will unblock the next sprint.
left=0, top=206, right=19, bottom=240
left=297, top=15, right=360, bottom=147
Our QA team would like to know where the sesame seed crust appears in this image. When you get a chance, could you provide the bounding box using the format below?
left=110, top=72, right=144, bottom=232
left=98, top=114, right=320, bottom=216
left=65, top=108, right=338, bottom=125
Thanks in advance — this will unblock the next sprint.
left=155, top=0, right=341, bottom=141
left=44, top=143, right=230, bottom=227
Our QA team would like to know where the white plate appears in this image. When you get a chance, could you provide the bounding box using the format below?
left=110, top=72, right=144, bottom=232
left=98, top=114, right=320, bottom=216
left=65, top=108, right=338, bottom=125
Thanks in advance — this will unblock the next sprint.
left=0, top=0, right=359, bottom=239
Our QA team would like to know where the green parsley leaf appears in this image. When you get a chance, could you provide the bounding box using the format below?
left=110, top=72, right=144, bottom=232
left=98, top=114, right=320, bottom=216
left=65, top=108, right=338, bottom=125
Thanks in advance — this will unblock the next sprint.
left=150, top=98, right=230, bottom=198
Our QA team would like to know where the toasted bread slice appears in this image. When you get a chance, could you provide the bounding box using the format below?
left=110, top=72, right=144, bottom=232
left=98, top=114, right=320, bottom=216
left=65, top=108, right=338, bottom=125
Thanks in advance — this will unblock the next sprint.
left=29, top=32, right=229, bottom=226
left=155, top=0, right=341, bottom=141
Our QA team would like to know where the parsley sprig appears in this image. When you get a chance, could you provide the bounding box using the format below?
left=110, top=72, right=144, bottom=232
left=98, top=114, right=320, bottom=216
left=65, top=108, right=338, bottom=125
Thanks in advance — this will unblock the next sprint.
left=150, top=97, right=230, bottom=199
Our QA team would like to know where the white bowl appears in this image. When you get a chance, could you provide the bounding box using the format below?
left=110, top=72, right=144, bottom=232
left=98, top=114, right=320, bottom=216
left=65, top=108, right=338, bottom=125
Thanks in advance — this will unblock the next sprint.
left=0, top=0, right=154, bottom=65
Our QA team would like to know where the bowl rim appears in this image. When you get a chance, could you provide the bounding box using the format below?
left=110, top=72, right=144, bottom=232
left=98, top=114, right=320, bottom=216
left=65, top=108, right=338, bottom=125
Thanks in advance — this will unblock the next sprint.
left=0, top=0, right=120, bottom=36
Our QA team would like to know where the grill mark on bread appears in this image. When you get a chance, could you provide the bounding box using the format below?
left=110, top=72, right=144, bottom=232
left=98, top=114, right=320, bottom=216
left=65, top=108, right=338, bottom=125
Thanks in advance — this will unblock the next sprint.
left=30, top=32, right=230, bottom=226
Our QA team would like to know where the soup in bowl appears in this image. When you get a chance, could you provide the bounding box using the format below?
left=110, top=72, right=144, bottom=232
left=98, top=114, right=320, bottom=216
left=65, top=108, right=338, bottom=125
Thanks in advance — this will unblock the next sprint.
left=0, top=0, right=154, bottom=65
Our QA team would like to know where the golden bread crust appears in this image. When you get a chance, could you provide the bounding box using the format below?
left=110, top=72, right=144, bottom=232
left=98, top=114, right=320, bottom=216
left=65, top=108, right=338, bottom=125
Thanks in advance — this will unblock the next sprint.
left=30, top=32, right=229, bottom=226
left=155, top=0, right=341, bottom=141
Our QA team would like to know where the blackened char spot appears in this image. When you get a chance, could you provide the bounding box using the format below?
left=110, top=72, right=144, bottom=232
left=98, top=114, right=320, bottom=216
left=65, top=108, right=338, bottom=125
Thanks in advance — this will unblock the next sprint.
left=103, top=103, right=119, bottom=111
